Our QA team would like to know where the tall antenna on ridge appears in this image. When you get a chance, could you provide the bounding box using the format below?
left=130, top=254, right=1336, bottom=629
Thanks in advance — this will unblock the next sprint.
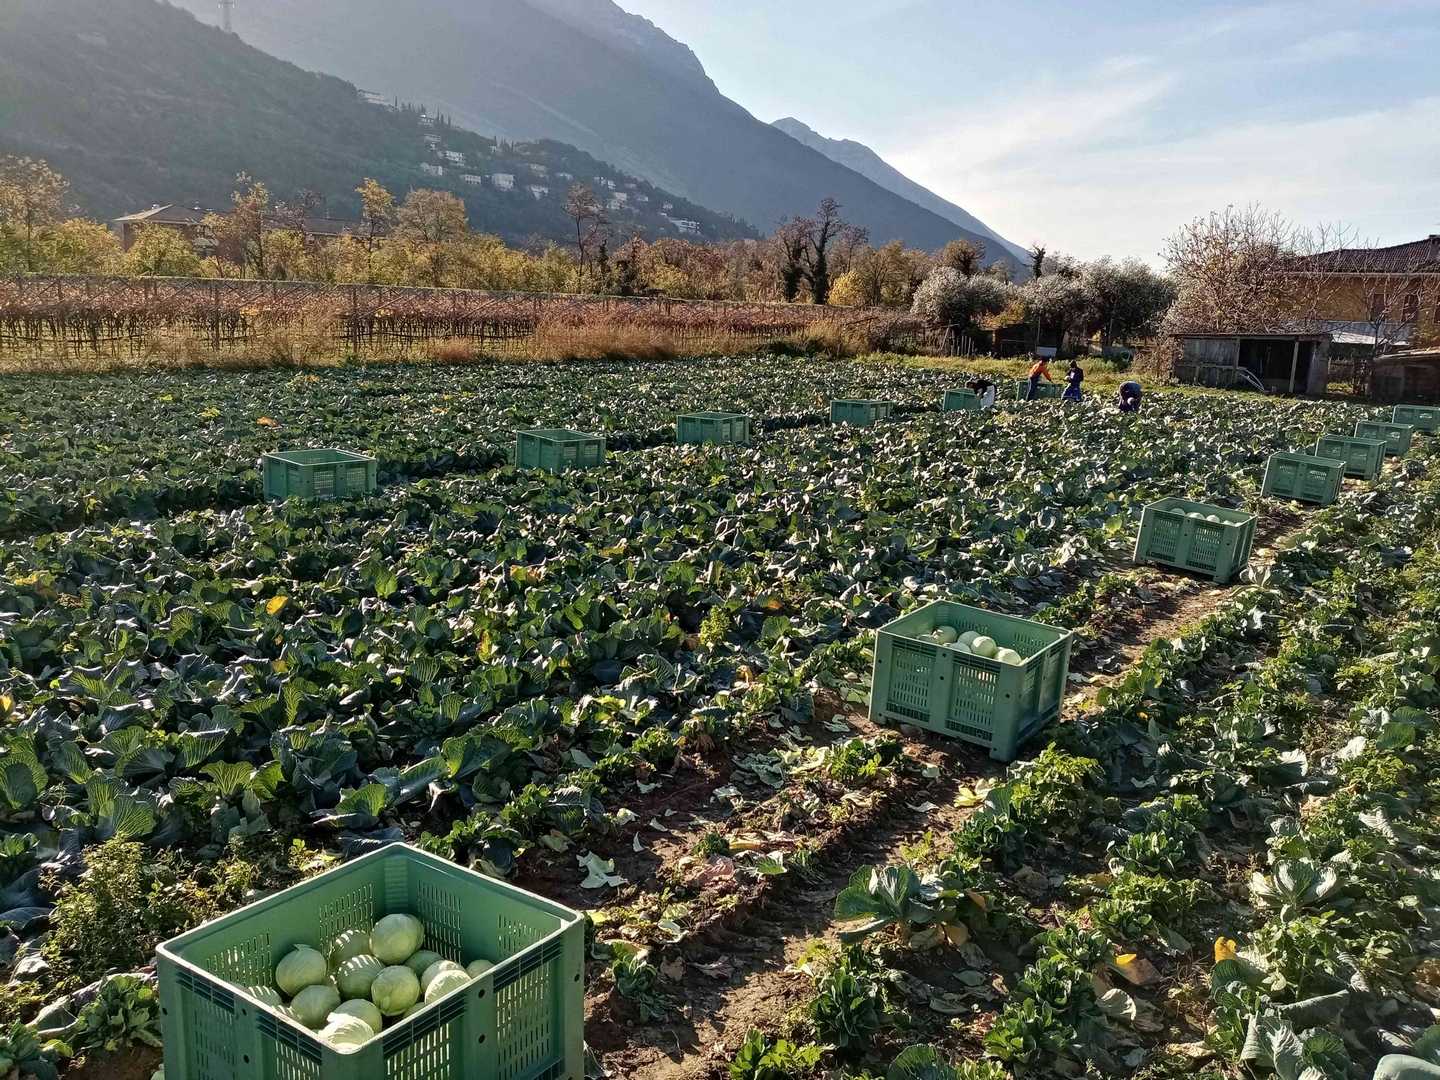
left=219, top=0, right=235, bottom=33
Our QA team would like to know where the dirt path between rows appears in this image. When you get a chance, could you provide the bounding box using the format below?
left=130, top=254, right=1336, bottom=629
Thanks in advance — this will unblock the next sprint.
left=597, top=500, right=1327, bottom=1080
left=594, top=737, right=985, bottom=1080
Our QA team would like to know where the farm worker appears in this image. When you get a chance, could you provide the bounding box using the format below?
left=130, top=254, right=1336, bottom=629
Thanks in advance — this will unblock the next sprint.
left=966, top=376, right=998, bottom=409
left=1117, top=380, right=1143, bottom=413
left=1026, top=356, right=1054, bottom=400
left=1062, top=360, right=1085, bottom=402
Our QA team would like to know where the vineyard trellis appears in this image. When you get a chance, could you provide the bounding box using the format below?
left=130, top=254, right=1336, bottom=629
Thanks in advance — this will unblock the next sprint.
left=0, top=275, right=927, bottom=363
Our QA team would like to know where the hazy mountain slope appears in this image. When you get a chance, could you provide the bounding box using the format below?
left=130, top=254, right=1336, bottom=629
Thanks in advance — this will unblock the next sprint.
left=526, top=0, right=712, bottom=88
left=167, top=0, right=994, bottom=252
left=772, top=116, right=1031, bottom=269
left=0, top=0, right=749, bottom=244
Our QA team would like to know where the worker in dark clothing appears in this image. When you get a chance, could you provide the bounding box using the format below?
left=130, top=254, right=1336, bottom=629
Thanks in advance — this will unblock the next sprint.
left=1062, top=360, right=1085, bottom=402
left=966, top=376, right=998, bottom=409
left=1026, top=356, right=1055, bottom=400
left=1117, top=380, right=1143, bottom=413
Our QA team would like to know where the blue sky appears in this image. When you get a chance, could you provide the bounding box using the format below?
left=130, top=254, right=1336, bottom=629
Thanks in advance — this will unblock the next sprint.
left=621, top=0, right=1440, bottom=261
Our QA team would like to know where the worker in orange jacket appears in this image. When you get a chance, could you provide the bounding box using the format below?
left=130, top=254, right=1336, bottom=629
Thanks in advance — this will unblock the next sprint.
left=1026, top=356, right=1055, bottom=400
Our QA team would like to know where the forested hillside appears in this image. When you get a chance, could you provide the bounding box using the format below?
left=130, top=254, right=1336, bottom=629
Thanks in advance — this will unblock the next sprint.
left=0, top=0, right=751, bottom=245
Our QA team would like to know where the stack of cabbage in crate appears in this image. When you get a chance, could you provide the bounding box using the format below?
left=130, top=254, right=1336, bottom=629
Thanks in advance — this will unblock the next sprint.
left=258, top=913, right=493, bottom=1050
left=918, top=624, right=1027, bottom=665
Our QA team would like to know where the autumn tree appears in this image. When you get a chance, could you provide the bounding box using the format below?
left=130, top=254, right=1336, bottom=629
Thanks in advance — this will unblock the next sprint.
left=1080, top=257, right=1175, bottom=352
left=1161, top=205, right=1333, bottom=335
left=773, top=219, right=809, bottom=302
left=1029, top=244, right=1047, bottom=279
left=911, top=267, right=1013, bottom=329
left=0, top=156, right=71, bottom=272
left=939, top=238, right=986, bottom=278
left=1019, top=271, right=1092, bottom=353
left=204, top=174, right=271, bottom=278
left=802, top=197, right=846, bottom=305
left=355, top=179, right=395, bottom=282
left=564, top=184, right=607, bottom=290
left=396, top=188, right=468, bottom=287
left=114, top=224, right=199, bottom=277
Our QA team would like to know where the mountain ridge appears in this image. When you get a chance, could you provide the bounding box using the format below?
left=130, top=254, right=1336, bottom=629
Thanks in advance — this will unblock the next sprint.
left=0, top=0, right=752, bottom=245
left=166, top=0, right=1001, bottom=254
left=771, top=116, right=1031, bottom=269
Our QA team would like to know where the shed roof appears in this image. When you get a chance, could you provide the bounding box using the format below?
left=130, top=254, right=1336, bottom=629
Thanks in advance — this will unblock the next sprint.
left=1170, top=332, right=1331, bottom=341
left=1374, top=349, right=1440, bottom=367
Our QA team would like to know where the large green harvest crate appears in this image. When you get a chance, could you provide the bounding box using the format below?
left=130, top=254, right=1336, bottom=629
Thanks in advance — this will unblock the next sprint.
left=263, top=450, right=377, bottom=502
left=676, top=411, right=752, bottom=446
left=1393, top=404, right=1440, bottom=434
left=1262, top=451, right=1345, bottom=506
left=1133, top=498, right=1256, bottom=584
left=1355, top=420, right=1413, bottom=458
left=157, top=843, right=585, bottom=1080
left=831, top=399, right=895, bottom=426
left=943, top=389, right=982, bottom=413
left=1314, top=434, right=1386, bottom=481
left=516, top=428, right=606, bottom=472
left=870, top=600, right=1072, bottom=762
left=1014, top=379, right=1063, bottom=401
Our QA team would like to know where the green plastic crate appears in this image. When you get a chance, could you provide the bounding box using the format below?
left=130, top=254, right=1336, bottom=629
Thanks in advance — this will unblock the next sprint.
left=1314, top=434, right=1386, bottom=481
left=515, top=428, right=606, bottom=472
left=943, top=389, right=982, bottom=413
left=157, top=843, right=585, bottom=1080
left=1354, top=420, right=1413, bottom=458
left=869, top=600, right=1072, bottom=762
left=1262, top=451, right=1345, bottom=506
left=1014, top=379, right=1063, bottom=401
left=263, top=450, right=377, bottom=502
left=1393, top=404, right=1440, bottom=434
left=1133, top=498, right=1256, bottom=584
left=676, top=411, right=752, bottom=446
left=831, top=399, right=895, bottom=426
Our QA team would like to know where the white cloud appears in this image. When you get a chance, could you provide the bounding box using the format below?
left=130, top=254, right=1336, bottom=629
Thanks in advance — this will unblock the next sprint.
left=889, top=95, right=1440, bottom=262
left=1275, top=29, right=1371, bottom=64
left=892, top=68, right=1175, bottom=175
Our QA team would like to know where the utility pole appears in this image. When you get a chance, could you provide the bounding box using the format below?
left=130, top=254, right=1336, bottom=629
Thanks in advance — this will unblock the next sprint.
left=219, top=0, right=234, bottom=33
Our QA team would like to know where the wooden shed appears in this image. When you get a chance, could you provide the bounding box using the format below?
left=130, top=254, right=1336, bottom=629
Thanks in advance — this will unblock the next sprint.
left=1370, top=349, right=1440, bottom=403
left=1172, top=333, right=1330, bottom=395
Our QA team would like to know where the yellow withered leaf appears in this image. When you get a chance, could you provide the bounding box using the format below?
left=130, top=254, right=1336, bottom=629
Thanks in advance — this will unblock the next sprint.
left=1214, top=938, right=1238, bottom=964
left=266, top=596, right=289, bottom=616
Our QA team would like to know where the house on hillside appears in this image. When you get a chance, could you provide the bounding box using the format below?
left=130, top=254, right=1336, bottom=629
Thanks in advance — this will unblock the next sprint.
left=461, top=174, right=485, bottom=186
left=424, top=134, right=442, bottom=149
left=442, top=150, right=466, bottom=166
left=526, top=163, right=548, bottom=177
left=112, top=204, right=359, bottom=252
left=668, top=218, right=702, bottom=236
left=1172, top=332, right=1331, bottom=395
left=420, top=163, right=445, bottom=177
left=490, top=173, right=516, bottom=191
left=527, top=185, right=550, bottom=200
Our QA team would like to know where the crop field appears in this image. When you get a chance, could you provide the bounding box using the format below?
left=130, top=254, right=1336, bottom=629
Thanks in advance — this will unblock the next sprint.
left=1, top=355, right=1437, bottom=1080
